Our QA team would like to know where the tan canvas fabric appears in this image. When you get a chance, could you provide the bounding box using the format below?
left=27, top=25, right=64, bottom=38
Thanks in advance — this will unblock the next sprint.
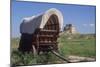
left=20, top=8, right=63, bottom=34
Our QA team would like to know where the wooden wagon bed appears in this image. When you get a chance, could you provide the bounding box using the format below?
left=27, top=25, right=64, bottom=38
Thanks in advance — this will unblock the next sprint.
left=18, top=8, right=63, bottom=54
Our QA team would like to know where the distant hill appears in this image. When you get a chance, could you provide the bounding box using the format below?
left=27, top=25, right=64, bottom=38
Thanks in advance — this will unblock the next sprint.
left=63, top=24, right=79, bottom=34
left=59, top=31, right=95, bottom=40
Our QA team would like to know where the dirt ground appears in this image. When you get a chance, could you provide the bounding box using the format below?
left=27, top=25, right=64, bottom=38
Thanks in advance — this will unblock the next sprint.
left=67, top=55, right=95, bottom=63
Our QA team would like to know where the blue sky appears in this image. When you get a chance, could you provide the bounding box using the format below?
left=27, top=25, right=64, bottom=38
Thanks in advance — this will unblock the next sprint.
left=11, top=0, right=96, bottom=37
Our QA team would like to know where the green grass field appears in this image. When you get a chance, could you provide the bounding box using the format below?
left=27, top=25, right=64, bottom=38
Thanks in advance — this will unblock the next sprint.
left=58, top=33, right=96, bottom=58
left=11, top=33, right=96, bottom=66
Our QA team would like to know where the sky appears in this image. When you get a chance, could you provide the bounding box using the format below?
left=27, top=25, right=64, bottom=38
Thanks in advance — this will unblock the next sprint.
left=11, top=0, right=96, bottom=37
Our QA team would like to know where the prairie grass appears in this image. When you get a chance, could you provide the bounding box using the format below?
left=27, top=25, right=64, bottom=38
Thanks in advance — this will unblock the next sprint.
left=11, top=34, right=96, bottom=66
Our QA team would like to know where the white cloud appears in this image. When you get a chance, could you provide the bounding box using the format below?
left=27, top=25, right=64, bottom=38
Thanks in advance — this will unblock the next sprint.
left=90, top=23, right=95, bottom=27
left=83, top=24, right=87, bottom=26
left=83, top=23, right=95, bottom=27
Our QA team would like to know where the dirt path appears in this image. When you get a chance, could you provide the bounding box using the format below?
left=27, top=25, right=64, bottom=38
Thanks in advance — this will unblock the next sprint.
left=67, top=55, right=96, bottom=63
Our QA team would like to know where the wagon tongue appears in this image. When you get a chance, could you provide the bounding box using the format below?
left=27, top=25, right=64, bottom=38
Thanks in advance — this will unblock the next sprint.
left=51, top=50, right=71, bottom=63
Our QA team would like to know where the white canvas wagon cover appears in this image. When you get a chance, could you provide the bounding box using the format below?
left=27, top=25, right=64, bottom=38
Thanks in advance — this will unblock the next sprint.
left=20, top=8, right=63, bottom=34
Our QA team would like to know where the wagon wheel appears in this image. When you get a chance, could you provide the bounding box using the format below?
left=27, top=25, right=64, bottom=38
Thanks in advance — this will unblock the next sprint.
left=32, top=45, right=37, bottom=56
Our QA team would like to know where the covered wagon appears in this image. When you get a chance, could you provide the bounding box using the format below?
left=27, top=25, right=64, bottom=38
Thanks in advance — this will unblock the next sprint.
left=18, top=8, right=63, bottom=54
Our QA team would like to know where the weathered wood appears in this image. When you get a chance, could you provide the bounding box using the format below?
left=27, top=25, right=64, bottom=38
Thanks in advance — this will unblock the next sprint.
left=51, top=50, right=71, bottom=63
left=19, top=14, right=60, bottom=53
